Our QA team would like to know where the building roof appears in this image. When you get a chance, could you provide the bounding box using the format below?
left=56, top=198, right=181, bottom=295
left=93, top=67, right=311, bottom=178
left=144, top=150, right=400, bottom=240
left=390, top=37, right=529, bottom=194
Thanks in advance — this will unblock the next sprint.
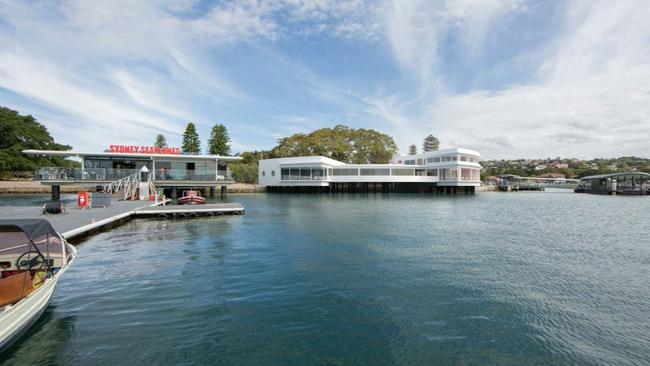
left=581, top=172, right=650, bottom=180
left=23, top=150, right=242, bottom=161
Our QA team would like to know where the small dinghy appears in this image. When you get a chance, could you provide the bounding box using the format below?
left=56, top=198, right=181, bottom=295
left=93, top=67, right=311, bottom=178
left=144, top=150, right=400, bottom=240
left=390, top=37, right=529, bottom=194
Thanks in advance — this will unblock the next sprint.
left=177, top=190, right=206, bottom=205
left=0, top=219, right=76, bottom=353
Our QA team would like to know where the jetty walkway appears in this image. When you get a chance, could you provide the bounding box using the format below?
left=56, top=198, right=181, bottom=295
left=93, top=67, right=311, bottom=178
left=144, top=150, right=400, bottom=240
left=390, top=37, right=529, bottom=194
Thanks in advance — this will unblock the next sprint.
left=0, top=199, right=244, bottom=241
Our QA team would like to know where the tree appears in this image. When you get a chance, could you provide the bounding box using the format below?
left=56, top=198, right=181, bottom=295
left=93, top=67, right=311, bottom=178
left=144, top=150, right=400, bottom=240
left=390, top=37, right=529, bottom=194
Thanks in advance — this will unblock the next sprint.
left=408, top=144, right=417, bottom=155
left=422, top=134, right=440, bottom=152
left=154, top=134, right=167, bottom=148
left=0, top=106, right=75, bottom=175
left=181, top=122, right=200, bottom=154
left=207, top=123, right=231, bottom=156
left=269, top=125, right=397, bottom=164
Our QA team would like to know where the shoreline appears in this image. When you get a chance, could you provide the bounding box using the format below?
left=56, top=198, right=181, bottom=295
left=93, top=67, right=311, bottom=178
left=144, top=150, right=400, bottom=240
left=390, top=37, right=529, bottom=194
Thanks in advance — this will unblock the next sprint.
left=0, top=180, right=498, bottom=194
left=0, top=180, right=265, bottom=194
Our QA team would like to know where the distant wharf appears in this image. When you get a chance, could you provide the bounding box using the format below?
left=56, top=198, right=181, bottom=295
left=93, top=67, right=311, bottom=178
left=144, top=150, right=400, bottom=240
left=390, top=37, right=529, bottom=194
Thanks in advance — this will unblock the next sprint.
left=0, top=199, right=245, bottom=241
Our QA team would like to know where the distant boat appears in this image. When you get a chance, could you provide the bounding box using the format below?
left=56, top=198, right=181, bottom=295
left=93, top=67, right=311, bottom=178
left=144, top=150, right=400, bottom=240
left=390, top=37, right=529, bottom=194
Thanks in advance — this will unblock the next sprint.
left=0, top=219, right=76, bottom=353
left=177, top=190, right=206, bottom=205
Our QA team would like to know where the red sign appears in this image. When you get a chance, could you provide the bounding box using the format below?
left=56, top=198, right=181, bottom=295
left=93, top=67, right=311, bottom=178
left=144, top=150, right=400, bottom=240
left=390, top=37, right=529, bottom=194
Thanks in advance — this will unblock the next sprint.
left=108, top=145, right=181, bottom=155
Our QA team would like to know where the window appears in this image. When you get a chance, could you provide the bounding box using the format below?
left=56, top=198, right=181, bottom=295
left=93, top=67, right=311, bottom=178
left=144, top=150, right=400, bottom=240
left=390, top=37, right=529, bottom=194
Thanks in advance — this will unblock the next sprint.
left=404, top=160, right=416, bottom=165
left=460, top=155, right=468, bottom=162
left=470, top=157, right=478, bottom=163
left=360, top=168, right=390, bottom=176
left=281, top=168, right=289, bottom=180
left=417, top=159, right=424, bottom=165
left=333, top=168, right=359, bottom=176
left=271, top=170, right=275, bottom=176
left=427, top=169, right=438, bottom=176
left=426, top=157, right=435, bottom=163
left=442, top=156, right=451, bottom=162
left=311, top=168, right=323, bottom=180
left=391, top=168, right=415, bottom=176
left=290, top=168, right=300, bottom=180
left=262, top=171, right=265, bottom=177
left=434, top=157, right=440, bottom=162
left=452, top=156, right=458, bottom=161
left=300, top=168, right=310, bottom=180
left=439, top=168, right=457, bottom=180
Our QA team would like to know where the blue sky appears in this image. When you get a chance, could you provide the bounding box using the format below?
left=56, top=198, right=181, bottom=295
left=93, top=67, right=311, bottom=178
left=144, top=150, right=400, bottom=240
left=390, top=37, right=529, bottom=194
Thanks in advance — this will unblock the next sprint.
left=1, top=0, right=649, bottom=159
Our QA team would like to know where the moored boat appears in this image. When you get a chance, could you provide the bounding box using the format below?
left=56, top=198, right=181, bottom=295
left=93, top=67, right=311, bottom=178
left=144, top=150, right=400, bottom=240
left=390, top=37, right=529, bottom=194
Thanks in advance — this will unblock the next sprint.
left=177, top=190, right=206, bottom=205
left=0, top=219, right=76, bottom=353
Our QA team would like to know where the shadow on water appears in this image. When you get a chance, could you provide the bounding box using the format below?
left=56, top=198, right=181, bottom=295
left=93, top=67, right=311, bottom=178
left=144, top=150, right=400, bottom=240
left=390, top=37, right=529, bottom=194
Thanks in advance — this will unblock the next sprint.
left=1, top=305, right=76, bottom=366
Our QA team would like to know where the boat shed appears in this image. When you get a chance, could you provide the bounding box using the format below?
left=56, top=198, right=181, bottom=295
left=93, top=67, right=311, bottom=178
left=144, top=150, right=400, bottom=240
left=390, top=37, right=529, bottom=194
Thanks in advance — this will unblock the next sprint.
left=576, top=172, right=650, bottom=195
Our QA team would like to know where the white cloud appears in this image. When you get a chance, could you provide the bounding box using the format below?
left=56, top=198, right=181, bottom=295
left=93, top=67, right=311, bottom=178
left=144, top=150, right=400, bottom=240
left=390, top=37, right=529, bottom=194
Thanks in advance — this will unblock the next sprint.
left=432, top=65, right=650, bottom=159
left=375, top=0, right=650, bottom=158
left=0, top=0, right=649, bottom=159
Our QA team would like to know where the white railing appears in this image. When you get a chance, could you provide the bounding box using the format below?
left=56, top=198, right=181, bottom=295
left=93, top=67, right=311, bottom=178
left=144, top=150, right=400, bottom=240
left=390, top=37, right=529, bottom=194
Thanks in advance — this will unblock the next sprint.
left=103, top=173, right=140, bottom=200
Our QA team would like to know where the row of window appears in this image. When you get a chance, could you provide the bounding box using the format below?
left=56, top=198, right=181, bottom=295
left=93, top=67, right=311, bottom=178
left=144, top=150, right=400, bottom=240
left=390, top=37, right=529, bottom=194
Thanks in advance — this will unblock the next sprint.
left=400, top=155, right=479, bottom=165
left=266, top=166, right=481, bottom=181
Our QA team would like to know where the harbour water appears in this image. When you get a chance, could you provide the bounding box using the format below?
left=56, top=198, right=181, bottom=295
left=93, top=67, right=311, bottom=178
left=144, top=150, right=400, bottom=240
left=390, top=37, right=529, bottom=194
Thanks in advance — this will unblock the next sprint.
left=1, top=192, right=649, bottom=365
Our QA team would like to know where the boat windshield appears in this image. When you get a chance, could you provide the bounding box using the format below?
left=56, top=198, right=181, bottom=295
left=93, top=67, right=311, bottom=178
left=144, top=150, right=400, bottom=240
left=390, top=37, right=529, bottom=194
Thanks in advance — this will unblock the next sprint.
left=0, top=221, right=69, bottom=308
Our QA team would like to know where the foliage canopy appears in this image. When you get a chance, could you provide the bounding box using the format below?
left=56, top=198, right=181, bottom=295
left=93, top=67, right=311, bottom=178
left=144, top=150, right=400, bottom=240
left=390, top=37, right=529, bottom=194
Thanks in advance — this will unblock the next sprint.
left=154, top=134, right=167, bottom=148
left=270, top=125, right=397, bottom=164
left=0, top=106, right=75, bottom=174
left=181, top=122, right=201, bottom=154
left=207, top=124, right=231, bottom=156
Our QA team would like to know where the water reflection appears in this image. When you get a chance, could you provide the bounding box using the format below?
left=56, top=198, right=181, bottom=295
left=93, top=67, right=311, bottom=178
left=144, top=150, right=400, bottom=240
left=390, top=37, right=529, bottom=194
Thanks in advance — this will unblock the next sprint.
left=2, top=305, right=76, bottom=365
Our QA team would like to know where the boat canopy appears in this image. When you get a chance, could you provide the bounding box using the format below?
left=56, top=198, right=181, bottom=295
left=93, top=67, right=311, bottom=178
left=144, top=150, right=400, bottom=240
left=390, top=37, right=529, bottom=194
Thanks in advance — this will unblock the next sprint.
left=0, top=219, right=69, bottom=270
left=0, top=219, right=60, bottom=242
left=0, top=219, right=70, bottom=308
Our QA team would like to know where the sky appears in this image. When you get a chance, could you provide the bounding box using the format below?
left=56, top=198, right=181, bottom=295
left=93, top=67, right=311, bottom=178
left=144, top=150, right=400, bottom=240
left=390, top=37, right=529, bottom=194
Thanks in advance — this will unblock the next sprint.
left=0, top=0, right=649, bottom=160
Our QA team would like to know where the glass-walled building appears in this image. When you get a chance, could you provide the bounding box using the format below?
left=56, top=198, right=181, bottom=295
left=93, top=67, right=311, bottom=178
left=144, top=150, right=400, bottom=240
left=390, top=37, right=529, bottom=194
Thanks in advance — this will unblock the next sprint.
left=258, top=148, right=482, bottom=193
left=23, top=148, right=241, bottom=199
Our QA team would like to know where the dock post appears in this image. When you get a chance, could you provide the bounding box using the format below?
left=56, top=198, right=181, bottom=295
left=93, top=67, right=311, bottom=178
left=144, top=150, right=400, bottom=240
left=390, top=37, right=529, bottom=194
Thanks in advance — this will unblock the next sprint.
left=220, top=185, right=227, bottom=198
left=210, top=187, right=215, bottom=198
left=171, top=187, right=177, bottom=200
left=51, top=185, right=60, bottom=201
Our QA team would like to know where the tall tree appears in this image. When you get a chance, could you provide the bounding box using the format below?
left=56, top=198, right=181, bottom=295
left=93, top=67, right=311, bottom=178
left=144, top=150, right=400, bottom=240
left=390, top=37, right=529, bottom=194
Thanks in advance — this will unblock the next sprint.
left=422, top=134, right=440, bottom=152
left=270, top=125, right=397, bottom=164
left=207, top=123, right=231, bottom=155
left=0, top=106, right=75, bottom=173
left=154, top=134, right=167, bottom=148
left=408, top=144, right=417, bottom=155
left=181, top=122, right=201, bottom=154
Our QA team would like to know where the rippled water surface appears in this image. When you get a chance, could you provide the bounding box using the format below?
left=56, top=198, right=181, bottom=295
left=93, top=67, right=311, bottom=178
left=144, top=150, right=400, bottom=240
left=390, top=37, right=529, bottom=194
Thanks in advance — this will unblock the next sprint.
left=1, top=192, right=649, bottom=365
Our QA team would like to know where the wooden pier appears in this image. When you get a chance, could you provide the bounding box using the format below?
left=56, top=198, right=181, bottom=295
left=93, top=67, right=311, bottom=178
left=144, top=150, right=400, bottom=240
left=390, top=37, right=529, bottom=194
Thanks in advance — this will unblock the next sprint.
left=0, top=199, right=245, bottom=241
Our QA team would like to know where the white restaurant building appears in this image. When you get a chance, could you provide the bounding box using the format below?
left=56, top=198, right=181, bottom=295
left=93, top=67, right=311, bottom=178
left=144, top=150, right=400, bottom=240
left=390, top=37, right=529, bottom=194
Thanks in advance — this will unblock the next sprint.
left=258, top=148, right=482, bottom=193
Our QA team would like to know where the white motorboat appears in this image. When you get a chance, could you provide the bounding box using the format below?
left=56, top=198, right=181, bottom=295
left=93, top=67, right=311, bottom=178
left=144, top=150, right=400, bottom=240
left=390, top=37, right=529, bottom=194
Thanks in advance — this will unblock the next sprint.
left=0, top=219, right=76, bottom=353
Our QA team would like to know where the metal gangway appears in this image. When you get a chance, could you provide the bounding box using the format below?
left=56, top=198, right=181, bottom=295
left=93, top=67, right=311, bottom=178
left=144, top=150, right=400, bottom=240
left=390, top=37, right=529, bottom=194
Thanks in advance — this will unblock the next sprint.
left=103, top=169, right=156, bottom=200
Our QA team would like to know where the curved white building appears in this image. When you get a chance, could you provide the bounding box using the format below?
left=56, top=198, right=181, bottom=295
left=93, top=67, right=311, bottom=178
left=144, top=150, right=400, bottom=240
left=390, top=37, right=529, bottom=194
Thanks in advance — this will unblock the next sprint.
left=259, top=148, right=481, bottom=193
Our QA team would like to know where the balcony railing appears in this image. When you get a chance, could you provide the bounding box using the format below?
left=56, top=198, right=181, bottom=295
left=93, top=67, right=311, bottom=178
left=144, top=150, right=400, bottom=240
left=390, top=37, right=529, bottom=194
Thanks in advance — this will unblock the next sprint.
left=36, top=167, right=233, bottom=182
left=154, top=169, right=233, bottom=182
left=36, top=167, right=137, bottom=181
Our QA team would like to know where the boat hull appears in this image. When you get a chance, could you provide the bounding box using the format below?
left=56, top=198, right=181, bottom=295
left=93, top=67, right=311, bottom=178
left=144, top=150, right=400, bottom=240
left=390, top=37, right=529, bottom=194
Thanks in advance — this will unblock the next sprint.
left=177, top=196, right=206, bottom=205
left=0, top=244, right=76, bottom=354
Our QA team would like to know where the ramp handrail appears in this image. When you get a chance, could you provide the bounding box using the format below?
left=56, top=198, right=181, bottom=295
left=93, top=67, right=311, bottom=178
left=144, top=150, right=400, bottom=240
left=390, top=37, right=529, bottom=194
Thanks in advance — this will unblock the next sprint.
left=103, top=172, right=139, bottom=200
